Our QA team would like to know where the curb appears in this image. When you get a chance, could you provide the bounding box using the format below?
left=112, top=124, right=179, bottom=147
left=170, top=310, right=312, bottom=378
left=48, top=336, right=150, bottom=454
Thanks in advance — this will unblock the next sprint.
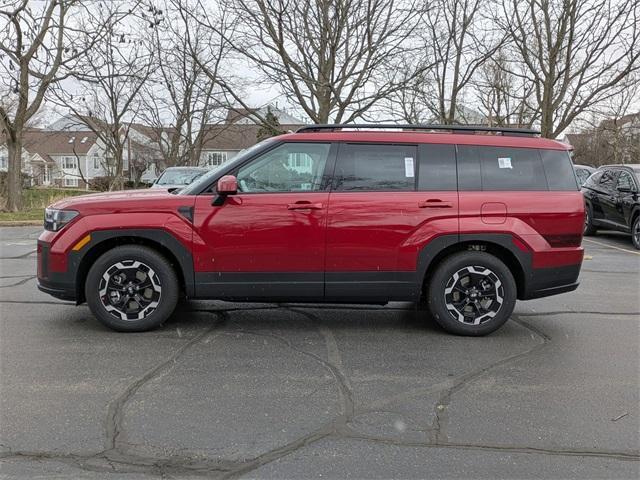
left=0, top=221, right=42, bottom=227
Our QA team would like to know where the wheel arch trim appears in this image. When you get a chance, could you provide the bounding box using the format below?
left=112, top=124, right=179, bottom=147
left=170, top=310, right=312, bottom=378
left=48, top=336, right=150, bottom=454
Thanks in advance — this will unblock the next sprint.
left=73, top=228, right=195, bottom=302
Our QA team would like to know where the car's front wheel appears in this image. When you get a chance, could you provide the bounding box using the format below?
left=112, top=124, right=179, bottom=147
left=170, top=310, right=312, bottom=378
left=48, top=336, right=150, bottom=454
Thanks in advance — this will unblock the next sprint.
left=427, top=251, right=516, bottom=336
left=85, top=246, right=179, bottom=332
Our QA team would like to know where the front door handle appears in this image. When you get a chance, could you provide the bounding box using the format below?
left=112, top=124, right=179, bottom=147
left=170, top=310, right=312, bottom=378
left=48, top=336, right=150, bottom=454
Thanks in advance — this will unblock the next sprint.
left=419, top=199, right=453, bottom=208
left=287, top=202, right=323, bottom=210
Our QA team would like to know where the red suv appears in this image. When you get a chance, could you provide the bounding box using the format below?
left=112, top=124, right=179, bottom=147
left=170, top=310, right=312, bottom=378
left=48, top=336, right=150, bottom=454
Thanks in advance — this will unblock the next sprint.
left=37, top=125, right=584, bottom=335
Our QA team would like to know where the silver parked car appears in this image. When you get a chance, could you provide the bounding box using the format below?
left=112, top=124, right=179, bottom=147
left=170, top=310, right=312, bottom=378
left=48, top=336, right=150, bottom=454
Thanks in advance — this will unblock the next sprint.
left=151, top=167, right=210, bottom=190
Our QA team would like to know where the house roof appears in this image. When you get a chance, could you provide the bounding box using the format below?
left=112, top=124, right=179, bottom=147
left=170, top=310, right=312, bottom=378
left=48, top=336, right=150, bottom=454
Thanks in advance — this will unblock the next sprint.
left=199, top=123, right=304, bottom=151
left=21, top=129, right=98, bottom=162
left=225, top=106, right=305, bottom=125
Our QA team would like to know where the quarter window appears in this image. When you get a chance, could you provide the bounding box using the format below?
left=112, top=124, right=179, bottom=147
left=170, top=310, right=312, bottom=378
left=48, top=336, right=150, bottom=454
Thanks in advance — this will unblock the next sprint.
left=334, top=144, right=417, bottom=191
left=237, top=143, right=330, bottom=193
left=540, top=150, right=578, bottom=191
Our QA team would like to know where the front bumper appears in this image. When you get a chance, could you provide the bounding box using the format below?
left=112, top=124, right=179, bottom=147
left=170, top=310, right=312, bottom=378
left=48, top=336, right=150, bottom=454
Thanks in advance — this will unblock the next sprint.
left=37, top=240, right=78, bottom=302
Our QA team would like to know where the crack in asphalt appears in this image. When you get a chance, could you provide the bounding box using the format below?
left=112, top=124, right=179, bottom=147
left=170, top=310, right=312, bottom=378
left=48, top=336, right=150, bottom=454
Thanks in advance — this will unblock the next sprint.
left=0, top=275, right=36, bottom=288
left=516, top=310, right=639, bottom=317
left=104, top=315, right=226, bottom=452
left=429, top=316, right=550, bottom=445
left=0, top=249, right=37, bottom=259
left=1, top=307, right=638, bottom=479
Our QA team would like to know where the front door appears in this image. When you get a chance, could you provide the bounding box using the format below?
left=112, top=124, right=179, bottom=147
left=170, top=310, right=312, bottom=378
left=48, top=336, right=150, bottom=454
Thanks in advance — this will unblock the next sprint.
left=192, top=142, right=333, bottom=300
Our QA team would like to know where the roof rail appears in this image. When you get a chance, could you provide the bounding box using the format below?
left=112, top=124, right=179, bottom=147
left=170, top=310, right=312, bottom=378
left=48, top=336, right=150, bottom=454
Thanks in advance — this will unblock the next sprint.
left=296, top=123, right=540, bottom=137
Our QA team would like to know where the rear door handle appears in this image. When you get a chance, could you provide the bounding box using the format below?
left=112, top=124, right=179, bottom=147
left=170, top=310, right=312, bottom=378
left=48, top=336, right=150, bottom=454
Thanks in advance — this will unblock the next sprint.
left=419, top=199, right=453, bottom=208
left=287, top=202, right=323, bottom=210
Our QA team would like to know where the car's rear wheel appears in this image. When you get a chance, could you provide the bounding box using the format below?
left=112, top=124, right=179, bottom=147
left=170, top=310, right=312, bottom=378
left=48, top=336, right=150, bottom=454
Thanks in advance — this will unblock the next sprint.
left=584, top=205, right=597, bottom=236
left=426, top=252, right=516, bottom=336
left=85, top=246, right=179, bottom=332
left=632, top=215, right=640, bottom=250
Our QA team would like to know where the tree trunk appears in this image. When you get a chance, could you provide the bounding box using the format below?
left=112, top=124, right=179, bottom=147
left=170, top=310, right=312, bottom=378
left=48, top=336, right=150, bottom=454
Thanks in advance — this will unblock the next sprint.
left=5, top=136, right=23, bottom=212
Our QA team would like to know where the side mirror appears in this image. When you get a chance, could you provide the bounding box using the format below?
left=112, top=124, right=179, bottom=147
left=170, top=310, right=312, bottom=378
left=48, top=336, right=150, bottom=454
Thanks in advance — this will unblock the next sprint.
left=217, top=175, right=237, bottom=195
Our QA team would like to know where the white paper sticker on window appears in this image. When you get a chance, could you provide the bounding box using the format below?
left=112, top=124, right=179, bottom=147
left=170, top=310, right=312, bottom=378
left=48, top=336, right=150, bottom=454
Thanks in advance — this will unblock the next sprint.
left=498, top=157, right=512, bottom=169
left=404, top=157, right=415, bottom=177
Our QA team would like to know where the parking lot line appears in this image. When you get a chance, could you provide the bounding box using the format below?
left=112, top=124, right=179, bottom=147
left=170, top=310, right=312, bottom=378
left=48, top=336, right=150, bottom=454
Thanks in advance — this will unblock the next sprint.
left=582, top=238, right=640, bottom=256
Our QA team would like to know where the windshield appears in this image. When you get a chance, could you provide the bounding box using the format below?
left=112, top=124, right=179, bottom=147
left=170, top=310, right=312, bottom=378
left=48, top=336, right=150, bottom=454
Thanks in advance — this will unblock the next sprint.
left=179, top=138, right=277, bottom=195
left=156, top=169, right=206, bottom=186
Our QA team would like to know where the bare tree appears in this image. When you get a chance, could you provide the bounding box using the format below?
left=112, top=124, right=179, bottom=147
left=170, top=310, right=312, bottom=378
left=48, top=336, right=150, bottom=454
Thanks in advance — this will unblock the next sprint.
left=474, top=49, right=538, bottom=127
left=0, top=0, right=106, bottom=211
left=216, top=0, right=424, bottom=124
left=52, top=1, right=155, bottom=190
left=139, top=0, right=229, bottom=169
left=378, top=0, right=503, bottom=125
left=499, top=0, right=640, bottom=138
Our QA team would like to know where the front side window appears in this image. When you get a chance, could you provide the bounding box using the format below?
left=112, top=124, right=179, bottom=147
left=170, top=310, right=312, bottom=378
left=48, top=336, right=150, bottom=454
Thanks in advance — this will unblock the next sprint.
left=599, top=170, right=617, bottom=189
left=237, top=143, right=330, bottom=193
left=333, top=144, right=417, bottom=191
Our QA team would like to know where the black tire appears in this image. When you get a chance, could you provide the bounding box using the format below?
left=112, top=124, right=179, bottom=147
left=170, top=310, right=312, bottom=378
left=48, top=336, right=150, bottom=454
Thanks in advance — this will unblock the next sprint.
left=632, top=215, right=640, bottom=250
left=85, top=245, right=179, bottom=332
left=583, top=204, right=597, bottom=236
left=427, top=252, right=516, bottom=336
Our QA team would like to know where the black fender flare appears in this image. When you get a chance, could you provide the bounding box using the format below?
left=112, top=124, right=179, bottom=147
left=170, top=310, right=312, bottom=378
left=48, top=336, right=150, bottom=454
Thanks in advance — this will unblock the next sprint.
left=415, top=233, right=533, bottom=299
left=72, top=228, right=195, bottom=299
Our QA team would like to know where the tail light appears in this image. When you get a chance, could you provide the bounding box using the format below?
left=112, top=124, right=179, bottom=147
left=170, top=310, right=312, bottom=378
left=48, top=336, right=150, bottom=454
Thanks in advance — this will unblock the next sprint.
left=543, top=234, right=583, bottom=248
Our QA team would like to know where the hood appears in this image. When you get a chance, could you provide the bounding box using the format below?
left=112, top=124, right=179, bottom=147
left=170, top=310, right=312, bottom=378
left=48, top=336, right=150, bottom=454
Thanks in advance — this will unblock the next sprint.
left=50, top=188, right=191, bottom=215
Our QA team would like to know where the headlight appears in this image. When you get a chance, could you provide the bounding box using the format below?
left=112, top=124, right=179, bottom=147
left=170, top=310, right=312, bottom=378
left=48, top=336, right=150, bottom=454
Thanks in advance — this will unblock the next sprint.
left=44, top=208, right=79, bottom=232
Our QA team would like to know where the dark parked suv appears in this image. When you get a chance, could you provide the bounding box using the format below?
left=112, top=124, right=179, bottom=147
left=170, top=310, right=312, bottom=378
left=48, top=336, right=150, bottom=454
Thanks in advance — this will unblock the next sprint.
left=582, top=164, right=640, bottom=249
left=38, top=125, right=584, bottom=336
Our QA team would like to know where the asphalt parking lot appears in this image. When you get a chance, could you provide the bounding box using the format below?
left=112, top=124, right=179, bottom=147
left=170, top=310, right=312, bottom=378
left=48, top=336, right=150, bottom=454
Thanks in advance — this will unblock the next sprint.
left=0, top=226, right=638, bottom=479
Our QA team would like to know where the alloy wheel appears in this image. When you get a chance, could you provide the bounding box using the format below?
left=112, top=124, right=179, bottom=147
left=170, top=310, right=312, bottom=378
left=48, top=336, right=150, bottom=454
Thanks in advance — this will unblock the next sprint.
left=99, top=260, right=162, bottom=321
left=444, top=265, right=504, bottom=325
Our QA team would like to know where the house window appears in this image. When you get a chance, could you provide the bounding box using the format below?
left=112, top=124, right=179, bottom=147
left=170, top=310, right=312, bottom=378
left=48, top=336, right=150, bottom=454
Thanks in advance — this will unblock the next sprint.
left=0, top=153, right=7, bottom=170
left=93, top=156, right=101, bottom=169
left=206, top=151, right=227, bottom=167
left=64, top=177, right=79, bottom=187
left=43, top=166, right=51, bottom=184
left=62, top=156, right=77, bottom=170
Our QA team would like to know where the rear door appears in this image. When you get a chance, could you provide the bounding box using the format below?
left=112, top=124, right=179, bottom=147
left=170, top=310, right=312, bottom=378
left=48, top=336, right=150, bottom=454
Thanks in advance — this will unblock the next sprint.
left=324, top=142, right=458, bottom=301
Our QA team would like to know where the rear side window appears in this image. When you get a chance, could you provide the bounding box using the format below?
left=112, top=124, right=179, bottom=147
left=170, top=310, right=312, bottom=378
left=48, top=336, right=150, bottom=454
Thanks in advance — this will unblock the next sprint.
left=334, top=144, right=417, bottom=191
left=540, top=150, right=578, bottom=190
left=417, top=144, right=457, bottom=191
left=457, top=146, right=547, bottom=191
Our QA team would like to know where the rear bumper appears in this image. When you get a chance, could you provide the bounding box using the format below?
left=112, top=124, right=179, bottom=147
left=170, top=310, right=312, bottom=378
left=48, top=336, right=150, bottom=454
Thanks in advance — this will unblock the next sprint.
left=521, top=263, right=582, bottom=300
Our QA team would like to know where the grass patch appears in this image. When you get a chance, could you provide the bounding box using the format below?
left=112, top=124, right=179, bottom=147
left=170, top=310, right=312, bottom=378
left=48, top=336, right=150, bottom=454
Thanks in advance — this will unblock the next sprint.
left=0, top=187, right=95, bottom=222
